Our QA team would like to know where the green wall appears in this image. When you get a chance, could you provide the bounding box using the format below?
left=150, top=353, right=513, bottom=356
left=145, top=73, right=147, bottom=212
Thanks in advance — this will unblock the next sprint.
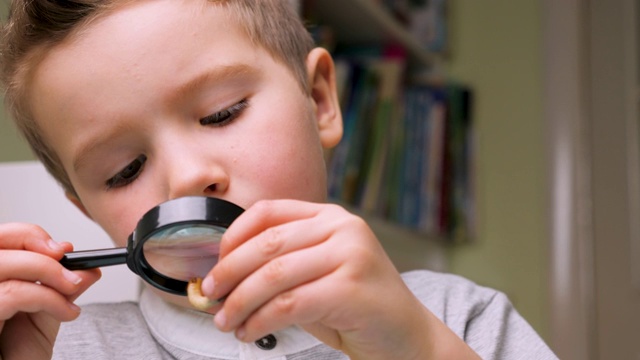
left=0, top=103, right=34, bottom=162
left=446, top=1, right=550, bottom=339
left=0, top=0, right=33, bottom=162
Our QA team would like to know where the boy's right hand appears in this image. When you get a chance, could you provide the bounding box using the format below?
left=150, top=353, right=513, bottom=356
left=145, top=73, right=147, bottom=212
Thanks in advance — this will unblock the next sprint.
left=0, top=223, right=101, bottom=360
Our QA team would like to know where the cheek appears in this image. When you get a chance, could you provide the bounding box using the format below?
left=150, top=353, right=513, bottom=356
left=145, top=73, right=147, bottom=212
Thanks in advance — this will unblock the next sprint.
left=238, top=119, right=327, bottom=202
left=79, top=193, right=152, bottom=247
left=99, top=211, right=138, bottom=247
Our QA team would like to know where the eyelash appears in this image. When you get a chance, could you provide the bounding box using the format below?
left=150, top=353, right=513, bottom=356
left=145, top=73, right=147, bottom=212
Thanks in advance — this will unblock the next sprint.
left=105, top=154, right=147, bottom=190
left=103, top=100, right=248, bottom=190
left=199, top=98, right=249, bottom=126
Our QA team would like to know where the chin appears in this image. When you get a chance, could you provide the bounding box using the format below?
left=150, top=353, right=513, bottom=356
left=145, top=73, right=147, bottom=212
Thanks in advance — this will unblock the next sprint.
left=146, top=285, right=221, bottom=314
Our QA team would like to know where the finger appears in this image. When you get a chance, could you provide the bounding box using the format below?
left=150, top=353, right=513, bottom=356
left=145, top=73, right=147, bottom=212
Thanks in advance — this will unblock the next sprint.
left=56, top=241, right=103, bottom=300
left=215, top=241, right=340, bottom=333
left=66, top=268, right=102, bottom=303
left=210, top=213, right=334, bottom=300
left=0, top=250, right=85, bottom=296
left=59, top=241, right=75, bottom=253
left=0, top=280, right=82, bottom=322
left=228, top=270, right=351, bottom=343
left=220, top=200, right=324, bottom=258
left=0, top=223, right=66, bottom=258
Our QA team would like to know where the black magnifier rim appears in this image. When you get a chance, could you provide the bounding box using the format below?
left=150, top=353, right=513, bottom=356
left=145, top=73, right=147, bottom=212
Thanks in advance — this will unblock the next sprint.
left=126, top=196, right=244, bottom=296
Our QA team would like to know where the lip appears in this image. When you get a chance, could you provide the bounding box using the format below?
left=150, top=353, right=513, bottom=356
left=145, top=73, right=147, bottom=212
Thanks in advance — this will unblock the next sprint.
left=143, top=240, right=221, bottom=257
left=142, top=240, right=221, bottom=280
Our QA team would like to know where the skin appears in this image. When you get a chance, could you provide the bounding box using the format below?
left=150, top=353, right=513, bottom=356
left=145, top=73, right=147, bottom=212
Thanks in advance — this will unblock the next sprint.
left=0, top=0, right=480, bottom=359
left=0, top=224, right=101, bottom=359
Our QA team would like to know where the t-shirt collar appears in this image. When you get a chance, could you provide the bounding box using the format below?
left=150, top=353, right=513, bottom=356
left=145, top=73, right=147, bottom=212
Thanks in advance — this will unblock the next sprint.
left=138, top=287, right=322, bottom=359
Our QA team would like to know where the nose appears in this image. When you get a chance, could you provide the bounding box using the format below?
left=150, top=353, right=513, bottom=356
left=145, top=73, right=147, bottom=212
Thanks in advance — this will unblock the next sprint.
left=162, top=142, right=230, bottom=200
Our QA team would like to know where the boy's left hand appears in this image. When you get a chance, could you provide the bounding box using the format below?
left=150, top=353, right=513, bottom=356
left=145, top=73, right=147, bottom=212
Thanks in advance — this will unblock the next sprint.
left=204, top=199, right=477, bottom=359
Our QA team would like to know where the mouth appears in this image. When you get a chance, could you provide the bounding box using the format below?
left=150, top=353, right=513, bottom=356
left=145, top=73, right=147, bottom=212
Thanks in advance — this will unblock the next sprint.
left=143, top=241, right=221, bottom=281
left=144, top=239, right=220, bottom=256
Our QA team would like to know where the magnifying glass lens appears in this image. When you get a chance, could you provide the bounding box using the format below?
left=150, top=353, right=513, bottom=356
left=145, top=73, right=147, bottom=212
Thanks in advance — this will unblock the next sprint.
left=60, top=196, right=244, bottom=295
left=142, top=224, right=225, bottom=282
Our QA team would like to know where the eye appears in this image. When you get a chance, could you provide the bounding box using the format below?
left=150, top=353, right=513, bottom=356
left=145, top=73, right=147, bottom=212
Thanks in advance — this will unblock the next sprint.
left=106, top=154, right=147, bottom=189
left=200, top=99, right=249, bottom=126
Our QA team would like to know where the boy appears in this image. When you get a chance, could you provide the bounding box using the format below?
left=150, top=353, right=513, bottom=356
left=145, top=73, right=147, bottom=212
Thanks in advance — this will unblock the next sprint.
left=0, top=0, right=556, bottom=359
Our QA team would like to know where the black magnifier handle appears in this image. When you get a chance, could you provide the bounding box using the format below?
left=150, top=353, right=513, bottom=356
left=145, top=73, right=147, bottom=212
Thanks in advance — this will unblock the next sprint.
left=60, top=248, right=128, bottom=270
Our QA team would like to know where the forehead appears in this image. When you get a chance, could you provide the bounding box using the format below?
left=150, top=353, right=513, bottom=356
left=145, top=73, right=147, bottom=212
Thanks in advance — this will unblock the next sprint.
left=24, top=0, right=301, bottom=186
left=31, top=0, right=245, bottom=90
left=27, top=0, right=263, bottom=156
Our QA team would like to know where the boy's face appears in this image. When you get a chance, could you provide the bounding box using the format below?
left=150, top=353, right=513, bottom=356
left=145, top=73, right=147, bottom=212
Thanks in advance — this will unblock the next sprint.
left=28, top=0, right=341, bottom=247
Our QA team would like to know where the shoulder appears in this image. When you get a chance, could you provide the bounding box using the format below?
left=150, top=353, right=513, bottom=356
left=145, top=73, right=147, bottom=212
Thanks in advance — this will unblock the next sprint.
left=401, top=269, right=503, bottom=318
left=54, top=301, right=164, bottom=359
left=68, top=301, right=144, bottom=329
left=401, top=270, right=558, bottom=359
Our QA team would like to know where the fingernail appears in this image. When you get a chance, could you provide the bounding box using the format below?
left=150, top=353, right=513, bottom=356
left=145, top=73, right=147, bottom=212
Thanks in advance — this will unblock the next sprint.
left=214, top=309, right=227, bottom=329
left=48, top=239, right=64, bottom=252
left=201, top=276, right=215, bottom=297
left=236, top=326, right=247, bottom=342
left=62, top=268, right=82, bottom=285
left=68, top=301, right=81, bottom=312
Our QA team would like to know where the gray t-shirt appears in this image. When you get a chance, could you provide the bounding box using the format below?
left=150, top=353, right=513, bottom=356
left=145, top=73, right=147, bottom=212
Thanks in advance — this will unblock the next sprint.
left=52, top=270, right=557, bottom=359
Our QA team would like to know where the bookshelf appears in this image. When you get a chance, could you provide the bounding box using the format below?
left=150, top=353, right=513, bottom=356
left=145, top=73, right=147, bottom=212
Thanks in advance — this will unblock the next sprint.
left=349, top=203, right=447, bottom=272
left=302, top=1, right=465, bottom=271
left=304, top=0, right=441, bottom=67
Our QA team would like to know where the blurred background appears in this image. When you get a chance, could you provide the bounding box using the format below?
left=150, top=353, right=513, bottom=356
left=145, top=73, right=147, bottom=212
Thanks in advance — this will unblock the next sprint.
left=1, top=1, right=639, bottom=359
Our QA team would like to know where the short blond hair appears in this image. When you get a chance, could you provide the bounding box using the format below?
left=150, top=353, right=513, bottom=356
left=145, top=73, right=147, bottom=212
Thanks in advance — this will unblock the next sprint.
left=0, top=0, right=314, bottom=195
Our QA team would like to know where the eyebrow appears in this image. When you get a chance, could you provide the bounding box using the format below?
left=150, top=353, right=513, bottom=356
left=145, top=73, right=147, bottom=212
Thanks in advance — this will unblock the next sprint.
left=170, top=63, right=260, bottom=104
left=72, top=120, right=138, bottom=173
left=72, top=63, right=260, bottom=172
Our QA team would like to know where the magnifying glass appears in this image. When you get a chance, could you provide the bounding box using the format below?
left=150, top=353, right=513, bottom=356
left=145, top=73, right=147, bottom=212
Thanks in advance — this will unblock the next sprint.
left=60, top=196, right=244, bottom=296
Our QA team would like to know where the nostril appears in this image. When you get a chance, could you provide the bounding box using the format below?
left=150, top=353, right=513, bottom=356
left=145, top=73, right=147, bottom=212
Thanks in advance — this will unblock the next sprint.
left=206, top=184, right=217, bottom=193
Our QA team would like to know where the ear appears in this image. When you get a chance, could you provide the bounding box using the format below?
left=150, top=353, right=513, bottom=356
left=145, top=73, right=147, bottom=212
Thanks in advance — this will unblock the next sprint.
left=65, top=191, right=93, bottom=220
left=306, top=47, right=343, bottom=149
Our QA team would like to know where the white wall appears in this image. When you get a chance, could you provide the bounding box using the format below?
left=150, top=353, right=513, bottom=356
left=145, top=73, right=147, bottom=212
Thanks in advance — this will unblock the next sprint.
left=0, top=161, right=140, bottom=305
